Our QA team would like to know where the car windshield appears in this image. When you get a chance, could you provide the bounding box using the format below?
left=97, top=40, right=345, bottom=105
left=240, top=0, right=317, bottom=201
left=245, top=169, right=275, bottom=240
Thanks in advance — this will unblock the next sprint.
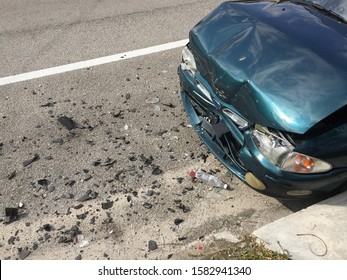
left=302, top=0, right=347, bottom=22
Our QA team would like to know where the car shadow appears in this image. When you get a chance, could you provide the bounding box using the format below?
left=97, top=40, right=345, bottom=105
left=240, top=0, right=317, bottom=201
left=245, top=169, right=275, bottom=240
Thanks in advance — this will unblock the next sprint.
left=277, top=196, right=325, bottom=212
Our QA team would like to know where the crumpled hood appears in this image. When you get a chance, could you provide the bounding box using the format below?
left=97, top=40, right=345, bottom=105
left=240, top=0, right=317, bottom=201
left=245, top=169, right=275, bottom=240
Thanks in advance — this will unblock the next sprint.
left=189, top=0, right=347, bottom=134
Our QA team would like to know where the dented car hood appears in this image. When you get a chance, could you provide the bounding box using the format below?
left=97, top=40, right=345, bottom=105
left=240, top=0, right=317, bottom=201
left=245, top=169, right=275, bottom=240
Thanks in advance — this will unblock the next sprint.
left=189, top=0, right=347, bottom=134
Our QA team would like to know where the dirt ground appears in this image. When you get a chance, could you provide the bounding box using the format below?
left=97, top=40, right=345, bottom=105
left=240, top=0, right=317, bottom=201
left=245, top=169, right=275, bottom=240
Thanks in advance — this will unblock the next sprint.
left=0, top=52, right=310, bottom=261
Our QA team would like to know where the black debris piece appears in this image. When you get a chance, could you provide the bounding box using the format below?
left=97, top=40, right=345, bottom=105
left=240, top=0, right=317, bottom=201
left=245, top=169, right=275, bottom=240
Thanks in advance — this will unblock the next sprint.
left=65, top=180, right=76, bottom=187
left=52, top=138, right=64, bottom=145
left=83, top=173, right=93, bottom=181
left=125, top=93, right=131, bottom=100
left=38, top=179, right=50, bottom=187
left=62, top=193, right=74, bottom=199
left=23, top=154, right=40, bottom=167
left=7, top=170, right=16, bottom=180
left=174, top=218, right=184, bottom=226
left=75, top=254, right=82, bottom=260
left=4, top=207, right=18, bottom=223
left=8, top=236, right=15, bottom=244
left=18, top=248, right=31, bottom=260
left=40, top=101, right=56, bottom=107
left=152, top=166, right=163, bottom=175
left=57, top=116, right=78, bottom=130
left=178, top=204, right=191, bottom=213
left=139, top=154, right=153, bottom=166
left=178, top=237, right=187, bottom=241
left=92, top=159, right=101, bottom=166
left=43, top=224, right=54, bottom=231
left=162, top=103, right=176, bottom=108
left=146, top=190, right=155, bottom=197
left=0, top=142, right=3, bottom=154
left=74, top=204, right=84, bottom=210
left=142, top=202, right=153, bottom=209
left=76, top=213, right=87, bottom=220
left=101, top=200, right=114, bottom=210
left=167, top=208, right=176, bottom=213
left=176, top=177, right=184, bottom=184
left=112, top=110, right=124, bottom=118
left=77, top=190, right=98, bottom=202
left=148, top=240, right=158, bottom=251
left=100, top=158, right=117, bottom=167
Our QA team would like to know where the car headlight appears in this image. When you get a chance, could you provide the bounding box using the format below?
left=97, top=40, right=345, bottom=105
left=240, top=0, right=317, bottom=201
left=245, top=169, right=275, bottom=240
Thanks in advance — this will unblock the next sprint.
left=251, top=124, right=332, bottom=174
left=181, top=46, right=197, bottom=75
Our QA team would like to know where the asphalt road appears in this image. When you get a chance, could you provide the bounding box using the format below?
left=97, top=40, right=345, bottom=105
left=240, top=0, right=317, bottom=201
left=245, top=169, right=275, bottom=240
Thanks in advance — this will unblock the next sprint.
left=0, top=0, right=318, bottom=260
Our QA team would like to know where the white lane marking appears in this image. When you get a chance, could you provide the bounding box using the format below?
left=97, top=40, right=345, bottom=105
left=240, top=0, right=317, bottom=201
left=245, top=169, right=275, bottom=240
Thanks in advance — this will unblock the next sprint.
left=0, top=39, right=188, bottom=86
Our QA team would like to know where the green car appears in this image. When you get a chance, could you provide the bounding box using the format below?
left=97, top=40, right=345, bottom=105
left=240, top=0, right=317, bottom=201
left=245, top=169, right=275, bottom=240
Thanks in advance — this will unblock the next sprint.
left=178, top=0, right=347, bottom=198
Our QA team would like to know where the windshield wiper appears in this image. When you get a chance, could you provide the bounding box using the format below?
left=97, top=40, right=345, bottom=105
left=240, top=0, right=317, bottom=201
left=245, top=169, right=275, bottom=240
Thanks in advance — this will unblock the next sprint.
left=309, top=2, right=347, bottom=23
left=287, top=0, right=347, bottom=24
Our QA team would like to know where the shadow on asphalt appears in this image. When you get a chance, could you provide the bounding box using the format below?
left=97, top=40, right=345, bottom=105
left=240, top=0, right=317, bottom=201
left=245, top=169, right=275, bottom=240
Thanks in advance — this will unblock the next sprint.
left=277, top=197, right=325, bottom=212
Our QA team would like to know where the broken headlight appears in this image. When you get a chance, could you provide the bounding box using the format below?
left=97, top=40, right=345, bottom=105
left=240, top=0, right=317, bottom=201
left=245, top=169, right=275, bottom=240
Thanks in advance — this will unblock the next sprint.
left=251, top=124, right=332, bottom=173
left=181, top=46, right=197, bottom=75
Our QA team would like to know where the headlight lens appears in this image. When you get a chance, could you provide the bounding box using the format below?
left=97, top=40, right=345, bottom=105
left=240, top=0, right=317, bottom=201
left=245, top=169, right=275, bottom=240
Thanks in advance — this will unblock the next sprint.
left=251, top=124, right=332, bottom=173
left=181, top=46, right=197, bottom=75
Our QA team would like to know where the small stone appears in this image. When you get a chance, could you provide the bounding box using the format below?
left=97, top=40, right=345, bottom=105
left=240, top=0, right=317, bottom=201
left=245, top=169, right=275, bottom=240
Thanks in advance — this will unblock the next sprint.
left=125, top=93, right=131, bottom=100
left=75, top=254, right=82, bottom=260
left=74, top=204, right=84, bottom=209
left=148, top=240, right=158, bottom=251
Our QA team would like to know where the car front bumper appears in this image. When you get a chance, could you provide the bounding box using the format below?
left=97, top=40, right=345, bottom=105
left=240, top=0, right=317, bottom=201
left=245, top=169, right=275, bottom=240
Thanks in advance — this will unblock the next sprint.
left=178, top=64, right=347, bottom=198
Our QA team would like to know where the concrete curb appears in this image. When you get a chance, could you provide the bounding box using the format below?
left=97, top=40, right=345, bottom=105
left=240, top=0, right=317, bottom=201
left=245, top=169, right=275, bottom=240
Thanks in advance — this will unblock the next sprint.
left=253, top=191, right=347, bottom=260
